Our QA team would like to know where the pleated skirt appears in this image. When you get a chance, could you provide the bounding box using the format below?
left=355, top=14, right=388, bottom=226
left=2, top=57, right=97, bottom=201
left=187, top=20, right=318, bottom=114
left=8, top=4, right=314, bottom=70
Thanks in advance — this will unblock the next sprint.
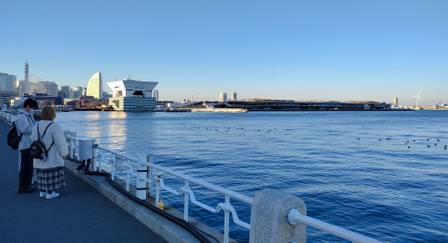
left=36, top=167, right=66, bottom=191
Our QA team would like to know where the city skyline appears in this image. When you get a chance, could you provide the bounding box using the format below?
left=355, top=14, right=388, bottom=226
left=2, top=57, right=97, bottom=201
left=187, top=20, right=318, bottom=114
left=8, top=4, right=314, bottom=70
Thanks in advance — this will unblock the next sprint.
left=1, top=0, right=447, bottom=105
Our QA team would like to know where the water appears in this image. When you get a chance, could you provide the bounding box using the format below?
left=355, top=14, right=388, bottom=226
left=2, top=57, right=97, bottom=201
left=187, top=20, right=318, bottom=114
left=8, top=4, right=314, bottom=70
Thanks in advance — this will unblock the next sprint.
left=57, top=111, right=448, bottom=242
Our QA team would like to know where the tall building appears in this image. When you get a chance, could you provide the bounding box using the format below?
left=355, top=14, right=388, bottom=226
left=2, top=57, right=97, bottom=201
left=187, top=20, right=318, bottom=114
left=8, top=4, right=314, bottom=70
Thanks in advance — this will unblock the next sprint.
left=0, top=73, right=17, bottom=91
left=219, top=92, right=228, bottom=102
left=60, top=86, right=71, bottom=98
left=24, top=61, right=29, bottom=82
left=393, top=97, right=399, bottom=107
left=108, top=79, right=158, bottom=111
left=86, top=72, right=103, bottom=99
left=231, top=92, right=238, bottom=101
left=71, top=86, right=83, bottom=98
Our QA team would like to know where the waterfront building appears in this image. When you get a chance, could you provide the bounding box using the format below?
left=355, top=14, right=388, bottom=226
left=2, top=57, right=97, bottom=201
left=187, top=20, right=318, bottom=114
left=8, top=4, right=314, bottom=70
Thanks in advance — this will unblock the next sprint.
left=18, top=80, right=58, bottom=96
left=231, top=92, right=238, bottom=101
left=17, top=80, right=32, bottom=96
left=219, top=92, right=228, bottom=102
left=393, top=97, right=399, bottom=107
left=107, top=79, right=158, bottom=111
left=184, top=99, right=392, bottom=111
left=71, top=86, right=83, bottom=98
left=65, top=95, right=101, bottom=110
left=0, top=73, right=17, bottom=91
left=60, top=85, right=70, bottom=98
left=86, top=72, right=103, bottom=99
left=0, top=91, right=17, bottom=107
left=153, top=89, right=159, bottom=101
left=36, top=81, right=58, bottom=96
left=32, top=93, right=63, bottom=106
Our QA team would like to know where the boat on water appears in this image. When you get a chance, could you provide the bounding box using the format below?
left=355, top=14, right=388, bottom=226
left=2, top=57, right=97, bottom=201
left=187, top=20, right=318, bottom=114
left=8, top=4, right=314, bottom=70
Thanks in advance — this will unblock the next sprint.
left=191, top=107, right=247, bottom=113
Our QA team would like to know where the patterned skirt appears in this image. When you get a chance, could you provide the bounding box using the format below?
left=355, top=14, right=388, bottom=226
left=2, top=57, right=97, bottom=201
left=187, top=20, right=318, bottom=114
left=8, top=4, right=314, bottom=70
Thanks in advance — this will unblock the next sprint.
left=36, top=167, right=66, bottom=191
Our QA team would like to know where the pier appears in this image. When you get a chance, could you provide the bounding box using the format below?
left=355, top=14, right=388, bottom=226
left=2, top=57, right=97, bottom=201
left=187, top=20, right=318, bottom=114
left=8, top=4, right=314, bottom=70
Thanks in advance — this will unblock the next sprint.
left=0, top=120, right=165, bottom=243
left=0, top=111, right=382, bottom=243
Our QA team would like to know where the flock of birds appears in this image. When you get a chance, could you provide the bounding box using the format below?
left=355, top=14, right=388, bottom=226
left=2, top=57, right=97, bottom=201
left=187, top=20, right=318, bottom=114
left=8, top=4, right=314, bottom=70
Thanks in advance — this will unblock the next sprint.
left=358, top=136, right=447, bottom=150
left=184, top=125, right=280, bottom=134
left=183, top=125, right=447, bottom=151
left=403, top=137, right=447, bottom=150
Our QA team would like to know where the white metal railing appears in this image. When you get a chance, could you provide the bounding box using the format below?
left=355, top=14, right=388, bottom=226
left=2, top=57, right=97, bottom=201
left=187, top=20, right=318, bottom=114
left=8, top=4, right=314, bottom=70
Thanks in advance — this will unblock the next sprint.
left=92, top=145, right=252, bottom=243
left=0, top=111, right=381, bottom=243
left=0, top=111, right=16, bottom=124
left=68, top=134, right=381, bottom=243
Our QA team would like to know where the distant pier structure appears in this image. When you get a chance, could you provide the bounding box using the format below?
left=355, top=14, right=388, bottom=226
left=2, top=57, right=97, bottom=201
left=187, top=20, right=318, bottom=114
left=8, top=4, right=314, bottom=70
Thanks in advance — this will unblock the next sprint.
left=108, top=79, right=158, bottom=112
left=184, top=99, right=393, bottom=111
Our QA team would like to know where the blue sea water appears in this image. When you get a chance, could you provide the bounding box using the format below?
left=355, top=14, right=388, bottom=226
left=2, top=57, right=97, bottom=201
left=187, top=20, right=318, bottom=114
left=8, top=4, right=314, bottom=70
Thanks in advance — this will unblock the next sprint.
left=57, top=111, right=448, bottom=242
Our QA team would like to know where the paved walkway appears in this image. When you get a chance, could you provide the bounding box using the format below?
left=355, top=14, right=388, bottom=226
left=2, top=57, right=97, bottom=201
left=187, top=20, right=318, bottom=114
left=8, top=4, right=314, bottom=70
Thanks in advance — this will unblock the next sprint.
left=0, top=120, right=165, bottom=243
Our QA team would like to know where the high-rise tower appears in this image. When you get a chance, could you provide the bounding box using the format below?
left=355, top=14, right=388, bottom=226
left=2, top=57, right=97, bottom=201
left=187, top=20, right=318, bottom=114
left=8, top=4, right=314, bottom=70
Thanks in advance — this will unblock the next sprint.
left=24, top=61, right=29, bottom=82
left=86, top=72, right=103, bottom=99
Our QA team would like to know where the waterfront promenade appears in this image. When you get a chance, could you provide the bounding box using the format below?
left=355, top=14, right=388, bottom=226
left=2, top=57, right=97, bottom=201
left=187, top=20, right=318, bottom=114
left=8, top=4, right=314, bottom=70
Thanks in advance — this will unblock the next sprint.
left=0, top=121, right=165, bottom=243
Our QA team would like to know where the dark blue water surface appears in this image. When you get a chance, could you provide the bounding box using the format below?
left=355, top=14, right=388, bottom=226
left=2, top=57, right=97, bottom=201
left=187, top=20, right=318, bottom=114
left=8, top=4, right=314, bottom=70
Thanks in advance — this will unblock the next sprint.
left=57, top=111, right=448, bottom=242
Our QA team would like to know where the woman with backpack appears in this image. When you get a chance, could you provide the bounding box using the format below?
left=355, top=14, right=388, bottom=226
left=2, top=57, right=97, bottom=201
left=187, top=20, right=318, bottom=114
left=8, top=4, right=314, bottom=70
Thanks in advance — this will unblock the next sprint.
left=30, top=106, right=68, bottom=199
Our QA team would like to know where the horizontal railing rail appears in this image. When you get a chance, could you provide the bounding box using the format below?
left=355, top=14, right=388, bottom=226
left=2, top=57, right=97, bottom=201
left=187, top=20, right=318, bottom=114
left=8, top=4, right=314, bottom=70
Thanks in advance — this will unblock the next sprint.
left=0, top=111, right=16, bottom=124
left=92, top=145, right=252, bottom=242
left=0, top=111, right=381, bottom=243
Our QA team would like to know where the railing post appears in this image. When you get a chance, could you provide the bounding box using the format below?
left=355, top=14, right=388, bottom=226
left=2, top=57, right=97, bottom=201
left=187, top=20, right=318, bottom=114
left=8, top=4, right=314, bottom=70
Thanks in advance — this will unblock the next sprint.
left=249, top=189, right=307, bottom=243
left=146, top=155, right=153, bottom=198
left=136, top=161, right=148, bottom=200
left=97, top=150, right=102, bottom=172
left=125, top=168, right=130, bottom=191
left=224, top=195, right=230, bottom=243
left=155, top=172, right=161, bottom=205
left=183, top=181, right=190, bottom=222
left=111, top=155, right=116, bottom=180
left=70, top=139, right=75, bottom=159
left=91, top=138, right=97, bottom=171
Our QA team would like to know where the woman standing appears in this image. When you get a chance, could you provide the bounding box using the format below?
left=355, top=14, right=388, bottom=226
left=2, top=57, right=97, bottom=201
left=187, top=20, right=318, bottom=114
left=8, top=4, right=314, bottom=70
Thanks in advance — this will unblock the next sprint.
left=30, top=106, right=68, bottom=199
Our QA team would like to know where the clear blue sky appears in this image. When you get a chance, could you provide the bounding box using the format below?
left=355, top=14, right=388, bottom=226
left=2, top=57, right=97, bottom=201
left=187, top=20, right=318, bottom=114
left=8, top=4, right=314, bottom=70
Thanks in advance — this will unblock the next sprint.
left=1, top=0, right=447, bottom=104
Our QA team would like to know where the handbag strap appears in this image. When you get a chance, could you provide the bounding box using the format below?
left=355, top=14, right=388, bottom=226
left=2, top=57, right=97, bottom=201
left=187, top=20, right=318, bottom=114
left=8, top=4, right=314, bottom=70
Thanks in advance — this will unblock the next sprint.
left=37, top=122, right=55, bottom=154
left=46, top=140, right=55, bottom=154
left=38, top=122, right=54, bottom=142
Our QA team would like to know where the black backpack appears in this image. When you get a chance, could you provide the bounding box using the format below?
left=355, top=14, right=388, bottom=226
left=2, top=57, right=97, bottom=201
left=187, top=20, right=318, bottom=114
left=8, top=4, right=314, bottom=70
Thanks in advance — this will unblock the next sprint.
left=7, top=122, right=23, bottom=150
left=30, top=122, right=54, bottom=160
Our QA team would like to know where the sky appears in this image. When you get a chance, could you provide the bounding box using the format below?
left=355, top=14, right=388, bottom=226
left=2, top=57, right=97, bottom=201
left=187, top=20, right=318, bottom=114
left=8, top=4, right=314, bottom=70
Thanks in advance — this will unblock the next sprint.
left=1, top=0, right=447, bottom=105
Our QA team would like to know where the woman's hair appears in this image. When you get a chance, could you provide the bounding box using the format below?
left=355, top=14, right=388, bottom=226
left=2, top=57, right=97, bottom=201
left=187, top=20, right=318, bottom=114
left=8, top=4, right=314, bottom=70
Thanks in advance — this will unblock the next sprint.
left=40, top=106, right=56, bottom=121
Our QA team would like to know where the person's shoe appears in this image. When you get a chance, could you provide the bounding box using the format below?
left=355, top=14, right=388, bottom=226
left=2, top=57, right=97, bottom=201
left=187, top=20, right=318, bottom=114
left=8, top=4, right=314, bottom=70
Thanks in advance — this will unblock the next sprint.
left=45, top=192, right=60, bottom=200
left=39, top=191, right=47, bottom=198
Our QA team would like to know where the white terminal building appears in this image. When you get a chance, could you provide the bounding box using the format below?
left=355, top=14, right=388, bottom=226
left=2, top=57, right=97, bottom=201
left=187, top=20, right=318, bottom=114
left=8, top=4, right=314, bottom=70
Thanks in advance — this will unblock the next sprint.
left=107, top=79, right=158, bottom=112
